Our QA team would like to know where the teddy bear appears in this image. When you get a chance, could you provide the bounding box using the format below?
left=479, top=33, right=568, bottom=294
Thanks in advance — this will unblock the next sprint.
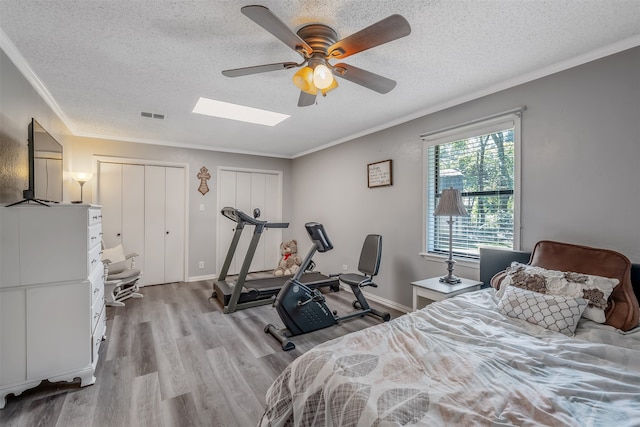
left=273, top=240, right=302, bottom=276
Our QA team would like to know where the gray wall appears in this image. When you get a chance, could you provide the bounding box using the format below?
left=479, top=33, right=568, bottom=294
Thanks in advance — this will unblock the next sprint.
left=0, top=49, right=72, bottom=202
left=1, top=47, right=293, bottom=281
left=67, top=136, right=293, bottom=279
left=3, top=44, right=639, bottom=308
left=291, top=46, right=640, bottom=309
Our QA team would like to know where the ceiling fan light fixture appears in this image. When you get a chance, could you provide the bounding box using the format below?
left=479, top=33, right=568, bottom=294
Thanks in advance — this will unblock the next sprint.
left=320, top=78, right=338, bottom=96
left=313, top=63, right=334, bottom=89
left=292, top=66, right=315, bottom=93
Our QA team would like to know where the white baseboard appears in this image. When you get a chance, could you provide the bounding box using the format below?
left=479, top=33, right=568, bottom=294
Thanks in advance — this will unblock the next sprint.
left=187, top=274, right=217, bottom=282
left=339, top=284, right=411, bottom=314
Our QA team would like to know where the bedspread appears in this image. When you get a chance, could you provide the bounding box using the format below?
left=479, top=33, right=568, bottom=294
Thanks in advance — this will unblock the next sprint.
left=259, top=289, right=640, bottom=426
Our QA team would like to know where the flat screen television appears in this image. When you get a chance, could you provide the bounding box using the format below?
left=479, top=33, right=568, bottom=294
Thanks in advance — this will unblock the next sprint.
left=7, top=118, right=63, bottom=206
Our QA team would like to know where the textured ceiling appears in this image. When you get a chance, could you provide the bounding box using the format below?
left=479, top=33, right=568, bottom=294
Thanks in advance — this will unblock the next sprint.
left=1, top=0, right=639, bottom=158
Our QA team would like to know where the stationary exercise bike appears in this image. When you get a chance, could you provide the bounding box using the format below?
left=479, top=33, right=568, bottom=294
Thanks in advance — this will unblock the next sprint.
left=265, top=222, right=391, bottom=351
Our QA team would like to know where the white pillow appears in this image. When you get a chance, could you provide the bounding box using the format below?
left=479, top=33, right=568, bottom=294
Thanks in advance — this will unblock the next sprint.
left=498, top=286, right=587, bottom=336
left=496, top=262, right=617, bottom=323
left=102, top=244, right=125, bottom=263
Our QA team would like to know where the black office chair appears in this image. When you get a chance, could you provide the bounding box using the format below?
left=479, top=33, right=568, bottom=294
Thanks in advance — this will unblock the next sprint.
left=339, top=234, right=391, bottom=321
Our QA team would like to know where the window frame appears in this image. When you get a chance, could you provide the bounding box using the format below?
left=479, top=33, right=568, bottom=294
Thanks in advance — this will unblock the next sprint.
left=420, top=111, right=522, bottom=264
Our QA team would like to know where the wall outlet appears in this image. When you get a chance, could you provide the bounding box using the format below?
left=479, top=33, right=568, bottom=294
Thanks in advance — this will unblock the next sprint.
left=199, top=261, right=205, bottom=269
left=342, top=264, right=348, bottom=271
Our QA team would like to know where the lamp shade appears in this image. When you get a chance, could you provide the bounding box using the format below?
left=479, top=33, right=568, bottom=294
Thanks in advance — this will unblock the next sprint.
left=320, top=78, right=338, bottom=96
left=292, top=66, right=316, bottom=94
left=434, top=188, right=468, bottom=217
left=313, top=63, right=334, bottom=89
left=71, top=172, right=93, bottom=183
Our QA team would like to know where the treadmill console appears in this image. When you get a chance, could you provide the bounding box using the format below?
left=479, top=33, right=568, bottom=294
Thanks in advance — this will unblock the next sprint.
left=305, top=222, right=333, bottom=253
left=221, top=207, right=289, bottom=230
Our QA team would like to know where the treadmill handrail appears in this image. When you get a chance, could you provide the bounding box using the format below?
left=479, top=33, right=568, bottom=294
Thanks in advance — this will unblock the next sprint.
left=221, top=206, right=289, bottom=229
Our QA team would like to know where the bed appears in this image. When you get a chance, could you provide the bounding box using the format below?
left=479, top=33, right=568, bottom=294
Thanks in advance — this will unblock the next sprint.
left=259, top=241, right=640, bottom=426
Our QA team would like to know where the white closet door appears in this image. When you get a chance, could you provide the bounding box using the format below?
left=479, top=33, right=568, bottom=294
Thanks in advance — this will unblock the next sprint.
left=99, top=163, right=123, bottom=248
left=144, top=166, right=166, bottom=286
left=263, top=173, right=282, bottom=269
left=164, top=167, right=185, bottom=283
left=217, top=169, right=283, bottom=275
left=235, top=172, right=252, bottom=274
left=218, top=170, right=238, bottom=274
left=121, top=164, right=145, bottom=273
left=250, top=173, right=267, bottom=272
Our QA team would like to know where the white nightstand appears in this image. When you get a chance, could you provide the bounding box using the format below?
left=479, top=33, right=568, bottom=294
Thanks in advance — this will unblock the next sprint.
left=411, top=277, right=483, bottom=311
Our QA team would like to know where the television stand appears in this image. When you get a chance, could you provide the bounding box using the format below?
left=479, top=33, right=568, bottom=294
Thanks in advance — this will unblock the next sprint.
left=6, top=190, right=52, bottom=207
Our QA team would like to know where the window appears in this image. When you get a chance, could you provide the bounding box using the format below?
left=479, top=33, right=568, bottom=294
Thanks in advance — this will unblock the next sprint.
left=422, top=111, right=521, bottom=260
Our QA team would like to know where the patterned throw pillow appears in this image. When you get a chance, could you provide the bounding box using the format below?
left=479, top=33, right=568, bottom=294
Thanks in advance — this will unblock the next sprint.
left=498, top=286, right=588, bottom=336
left=496, top=262, right=617, bottom=323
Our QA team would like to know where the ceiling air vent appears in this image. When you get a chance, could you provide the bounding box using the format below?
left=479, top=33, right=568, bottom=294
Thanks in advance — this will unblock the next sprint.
left=140, top=111, right=165, bottom=120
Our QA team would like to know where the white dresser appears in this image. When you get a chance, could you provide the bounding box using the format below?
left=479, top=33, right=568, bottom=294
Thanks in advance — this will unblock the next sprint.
left=0, top=204, right=106, bottom=409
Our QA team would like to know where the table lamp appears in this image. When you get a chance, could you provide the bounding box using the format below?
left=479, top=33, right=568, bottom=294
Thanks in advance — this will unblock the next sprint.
left=71, top=172, right=93, bottom=204
left=434, top=187, right=468, bottom=284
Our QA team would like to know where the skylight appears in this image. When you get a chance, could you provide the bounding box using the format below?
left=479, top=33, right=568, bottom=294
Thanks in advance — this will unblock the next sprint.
left=192, top=97, right=290, bottom=126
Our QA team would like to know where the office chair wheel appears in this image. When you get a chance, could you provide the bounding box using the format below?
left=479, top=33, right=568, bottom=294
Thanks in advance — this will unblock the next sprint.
left=353, top=300, right=361, bottom=309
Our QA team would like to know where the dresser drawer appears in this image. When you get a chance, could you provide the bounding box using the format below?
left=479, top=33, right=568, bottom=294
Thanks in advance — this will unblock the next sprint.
left=88, top=209, right=102, bottom=226
left=92, top=282, right=104, bottom=313
left=92, top=300, right=104, bottom=335
left=92, top=308, right=106, bottom=363
left=88, top=245, right=102, bottom=277
left=88, top=224, right=102, bottom=251
left=90, top=267, right=104, bottom=306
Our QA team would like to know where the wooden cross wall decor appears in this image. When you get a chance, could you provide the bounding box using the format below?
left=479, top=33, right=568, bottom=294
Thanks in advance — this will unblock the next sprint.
left=197, top=166, right=211, bottom=195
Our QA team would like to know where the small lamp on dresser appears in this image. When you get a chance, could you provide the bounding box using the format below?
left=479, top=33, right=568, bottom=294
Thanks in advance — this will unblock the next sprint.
left=71, top=172, right=93, bottom=204
left=434, top=187, right=468, bottom=284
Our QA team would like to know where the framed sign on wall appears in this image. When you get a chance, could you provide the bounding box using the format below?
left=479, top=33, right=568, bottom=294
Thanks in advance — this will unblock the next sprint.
left=367, top=159, right=393, bottom=188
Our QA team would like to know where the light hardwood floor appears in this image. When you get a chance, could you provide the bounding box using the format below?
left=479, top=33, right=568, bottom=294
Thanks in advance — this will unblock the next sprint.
left=0, top=279, right=404, bottom=427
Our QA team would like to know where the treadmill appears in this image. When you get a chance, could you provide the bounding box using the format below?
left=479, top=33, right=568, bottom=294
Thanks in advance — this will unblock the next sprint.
left=212, top=207, right=339, bottom=313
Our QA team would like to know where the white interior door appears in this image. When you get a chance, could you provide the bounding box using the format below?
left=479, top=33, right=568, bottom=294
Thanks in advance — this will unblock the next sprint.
left=218, top=170, right=238, bottom=273
left=98, top=160, right=186, bottom=287
left=217, top=168, right=283, bottom=276
left=250, top=173, right=267, bottom=271
left=144, top=165, right=166, bottom=286
left=121, top=164, right=145, bottom=272
left=235, top=172, right=252, bottom=274
left=262, top=173, right=281, bottom=270
left=98, top=163, right=123, bottom=248
left=164, top=166, right=185, bottom=283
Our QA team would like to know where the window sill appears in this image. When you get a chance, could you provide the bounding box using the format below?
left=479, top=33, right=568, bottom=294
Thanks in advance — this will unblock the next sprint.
left=419, top=252, right=480, bottom=270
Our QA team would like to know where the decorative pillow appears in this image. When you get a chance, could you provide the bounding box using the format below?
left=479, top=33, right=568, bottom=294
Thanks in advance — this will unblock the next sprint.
left=102, top=244, right=125, bottom=263
left=498, top=286, right=587, bottom=336
left=496, top=262, right=617, bottom=323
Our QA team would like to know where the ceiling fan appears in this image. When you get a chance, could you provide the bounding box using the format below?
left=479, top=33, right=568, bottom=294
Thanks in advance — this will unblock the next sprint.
left=222, top=5, right=411, bottom=107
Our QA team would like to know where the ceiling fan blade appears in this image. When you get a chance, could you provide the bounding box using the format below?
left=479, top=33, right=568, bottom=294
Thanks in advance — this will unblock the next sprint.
left=328, top=14, right=411, bottom=60
left=332, top=63, right=396, bottom=94
left=241, top=5, right=313, bottom=56
left=222, top=62, right=300, bottom=77
left=298, top=91, right=316, bottom=107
